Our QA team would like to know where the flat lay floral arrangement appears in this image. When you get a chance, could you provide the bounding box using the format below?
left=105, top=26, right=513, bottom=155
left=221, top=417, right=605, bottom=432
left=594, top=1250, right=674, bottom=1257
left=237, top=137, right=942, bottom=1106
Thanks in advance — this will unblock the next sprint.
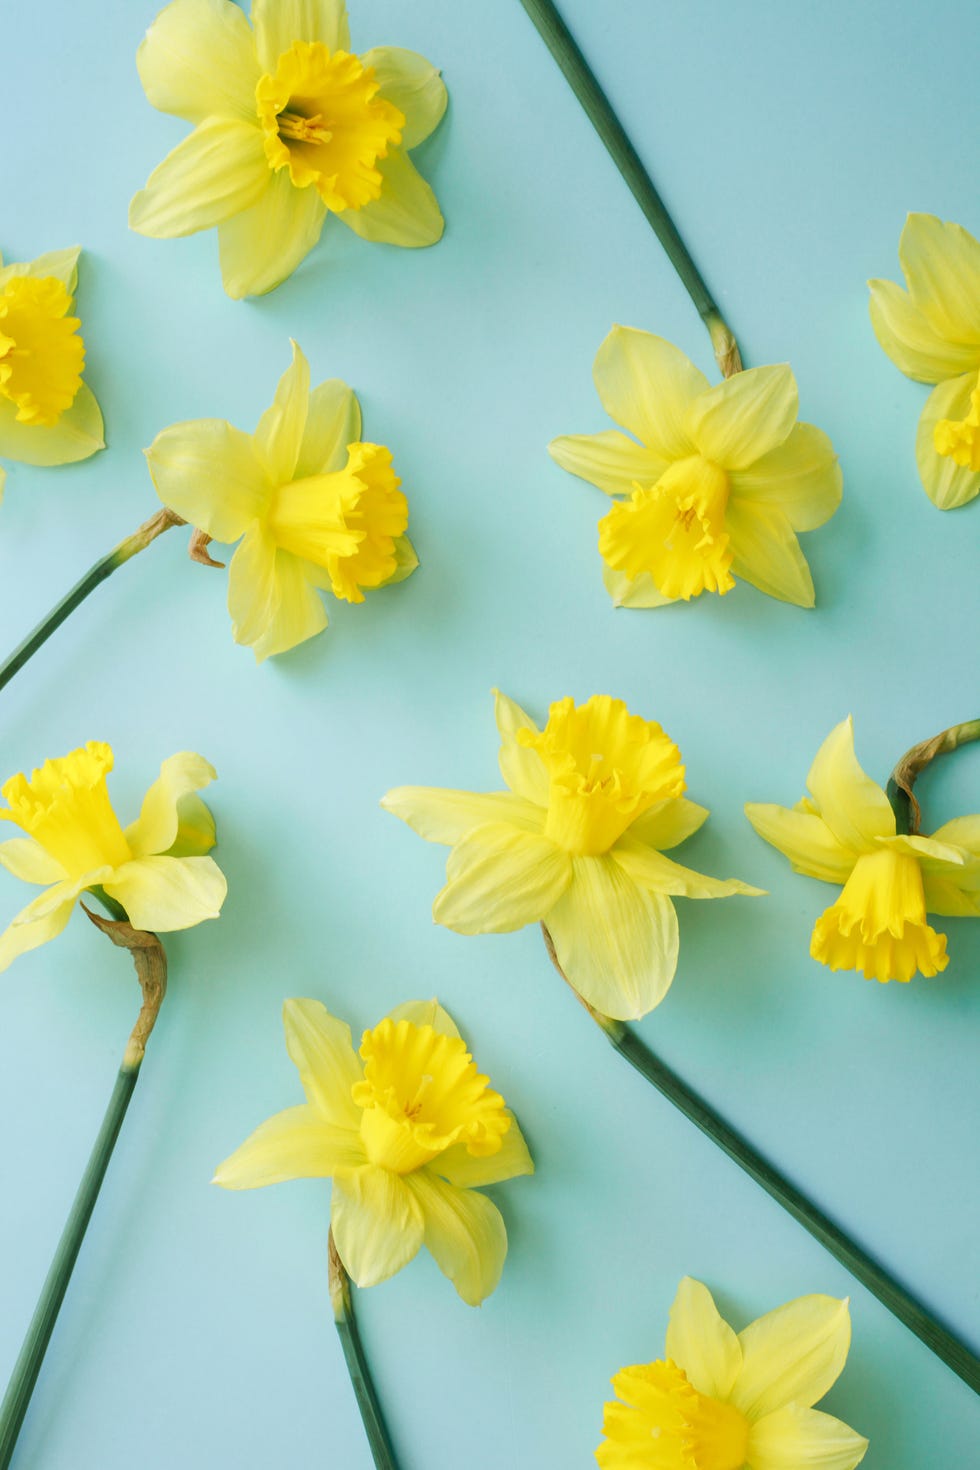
left=0, top=1, right=977, bottom=1467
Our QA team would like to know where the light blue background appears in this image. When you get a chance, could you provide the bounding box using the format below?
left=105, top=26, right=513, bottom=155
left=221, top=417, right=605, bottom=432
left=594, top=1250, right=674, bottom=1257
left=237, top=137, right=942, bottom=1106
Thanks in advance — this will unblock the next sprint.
left=0, top=1, right=978, bottom=1465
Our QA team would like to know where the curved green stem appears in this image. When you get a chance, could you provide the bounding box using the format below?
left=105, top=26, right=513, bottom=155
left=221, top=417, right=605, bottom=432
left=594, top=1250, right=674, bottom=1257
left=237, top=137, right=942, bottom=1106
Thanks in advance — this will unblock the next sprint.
left=886, top=718, right=980, bottom=835
left=0, top=1063, right=141, bottom=1468
left=516, top=0, right=743, bottom=376
left=542, top=925, right=980, bottom=1395
left=0, top=507, right=183, bottom=693
left=328, top=1232, right=401, bottom=1470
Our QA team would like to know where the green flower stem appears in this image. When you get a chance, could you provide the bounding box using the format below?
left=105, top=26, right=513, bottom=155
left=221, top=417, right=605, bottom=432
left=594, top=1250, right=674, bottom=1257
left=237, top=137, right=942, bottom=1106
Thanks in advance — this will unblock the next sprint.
left=886, top=718, right=980, bottom=835
left=542, top=925, right=980, bottom=1395
left=0, top=1062, right=141, bottom=1469
left=328, top=1231, right=401, bottom=1470
left=516, top=0, right=743, bottom=376
left=0, top=507, right=184, bottom=694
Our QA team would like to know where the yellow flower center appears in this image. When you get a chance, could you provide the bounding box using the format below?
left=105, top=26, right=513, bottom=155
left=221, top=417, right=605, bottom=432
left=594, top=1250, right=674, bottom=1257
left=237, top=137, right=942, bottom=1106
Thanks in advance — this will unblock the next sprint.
left=256, top=42, right=404, bottom=212
left=517, top=695, right=686, bottom=856
left=934, top=371, right=980, bottom=472
left=810, top=847, right=949, bottom=984
left=0, top=275, right=85, bottom=426
left=267, top=443, right=408, bottom=604
left=352, top=1019, right=510, bottom=1175
left=599, top=1360, right=749, bottom=1470
left=598, top=457, right=734, bottom=601
left=0, top=742, right=131, bottom=879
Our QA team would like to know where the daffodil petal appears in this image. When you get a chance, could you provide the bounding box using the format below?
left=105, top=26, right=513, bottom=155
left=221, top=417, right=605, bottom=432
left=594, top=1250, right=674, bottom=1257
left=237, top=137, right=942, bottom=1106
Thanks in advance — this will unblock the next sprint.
left=406, top=1171, right=507, bottom=1306
left=283, top=997, right=362, bottom=1128
left=217, top=169, right=327, bottom=299
left=434, top=1110, right=534, bottom=1189
left=806, top=718, right=895, bottom=850
left=213, top=1105, right=363, bottom=1188
left=130, top=119, right=269, bottom=238
left=665, top=1278, right=743, bottom=1400
left=601, top=563, right=677, bottom=609
left=876, top=832, right=966, bottom=871
left=916, top=373, right=980, bottom=510
left=592, top=326, right=706, bottom=456
left=0, top=837, right=66, bottom=885
left=145, top=418, right=271, bottom=541
left=336, top=148, right=444, bottom=247
left=747, top=1403, right=868, bottom=1470
left=252, top=0, right=350, bottom=73
left=546, top=856, right=679, bottom=1020
left=250, top=551, right=328, bottom=662
left=548, top=429, right=669, bottom=496
left=0, top=383, right=104, bottom=467
left=725, top=500, right=816, bottom=608
left=227, top=521, right=280, bottom=647
left=381, top=787, right=543, bottom=846
left=731, top=1294, right=851, bottom=1418
left=137, top=0, right=259, bottom=124
left=613, top=836, right=763, bottom=899
left=434, top=823, right=572, bottom=935
left=384, top=998, right=460, bottom=1037
left=377, top=534, right=418, bottom=588
left=930, top=815, right=980, bottom=859
left=626, top=798, right=709, bottom=851
left=295, top=378, right=361, bottom=477
left=868, top=278, right=979, bottom=383
left=744, top=803, right=856, bottom=882
left=102, top=855, right=226, bottom=931
left=0, top=247, right=81, bottom=292
left=686, top=364, right=798, bottom=471
left=125, top=752, right=217, bottom=858
left=331, top=1164, right=424, bottom=1288
left=0, top=886, right=77, bottom=973
left=899, top=213, right=980, bottom=341
left=254, top=340, right=310, bottom=484
left=729, top=422, right=842, bottom=532
left=493, top=689, right=550, bottom=805
left=362, top=47, right=447, bottom=150
left=923, top=875, right=980, bottom=917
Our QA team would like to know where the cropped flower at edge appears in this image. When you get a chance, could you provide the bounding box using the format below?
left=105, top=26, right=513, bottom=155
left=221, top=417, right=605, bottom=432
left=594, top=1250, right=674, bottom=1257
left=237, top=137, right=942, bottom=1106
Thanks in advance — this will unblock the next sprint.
left=214, top=997, right=533, bottom=1306
left=745, top=716, right=980, bottom=983
left=0, top=246, right=104, bottom=495
left=145, top=340, right=416, bottom=661
left=382, top=692, right=763, bottom=1022
left=549, top=326, right=842, bottom=610
left=130, top=0, right=447, bottom=298
left=597, top=1276, right=867, bottom=1470
left=0, top=742, right=226, bottom=971
left=869, top=213, right=980, bottom=509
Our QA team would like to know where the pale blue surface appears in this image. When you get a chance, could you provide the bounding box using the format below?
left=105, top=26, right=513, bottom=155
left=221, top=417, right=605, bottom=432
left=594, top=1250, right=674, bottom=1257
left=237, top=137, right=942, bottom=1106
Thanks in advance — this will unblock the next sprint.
left=0, top=1, right=978, bottom=1466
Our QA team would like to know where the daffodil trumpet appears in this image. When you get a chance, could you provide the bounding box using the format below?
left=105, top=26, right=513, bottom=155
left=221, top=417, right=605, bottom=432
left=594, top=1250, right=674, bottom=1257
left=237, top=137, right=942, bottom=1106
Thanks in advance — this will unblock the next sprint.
left=0, top=506, right=184, bottom=694
left=516, top=0, right=741, bottom=376
left=328, top=1232, right=400, bottom=1470
left=539, top=926, right=980, bottom=1395
left=0, top=745, right=226, bottom=1465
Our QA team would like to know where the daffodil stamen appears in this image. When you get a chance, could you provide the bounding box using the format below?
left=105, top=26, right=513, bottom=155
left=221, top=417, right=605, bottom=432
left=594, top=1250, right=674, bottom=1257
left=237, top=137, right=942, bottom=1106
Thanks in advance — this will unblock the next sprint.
left=0, top=274, right=84, bottom=427
left=276, top=110, right=332, bottom=146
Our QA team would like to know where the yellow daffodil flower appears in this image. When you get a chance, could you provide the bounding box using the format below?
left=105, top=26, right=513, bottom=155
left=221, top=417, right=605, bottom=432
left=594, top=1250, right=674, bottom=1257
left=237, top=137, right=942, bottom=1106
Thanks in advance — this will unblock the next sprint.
left=215, top=997, right=533, bottom=1305
left=746, top=717, right=980, bottom=983
left=597, top=1276, right=867, bottom=1470
left=145, top=340, right=416, bottom=661
left=382, top=692, right=762, bottom=1021
left=549, top=326, right=841, bottom=609
left=869, top=213, right=980, bottom=509
left=0, top=246, right=104, bottom=496
left=130, top=0, right=447, bottom=298
left=0, top=742, right=226, bottom=971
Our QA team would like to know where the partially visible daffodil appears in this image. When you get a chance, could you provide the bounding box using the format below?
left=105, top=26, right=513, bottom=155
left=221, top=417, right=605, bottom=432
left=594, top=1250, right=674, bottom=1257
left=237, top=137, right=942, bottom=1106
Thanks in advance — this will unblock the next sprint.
left=0, top=741, right=226, bottom=970
left=145, top=340, right=416, bottom=661
left=215, top=997, right=533, bottom=1306
left=130, top=0, right=447, bottom=298
left=597, top=1277, right=867, bottom=1470
left=382, top=691, right=762, bottom=1021
left=869, top=213, right=980, bottom=509
left=549, top=326, right=841, bottom=609
left=0, top=246, right=104, bottom=495
left=746, top=717, right=980, bottom=983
